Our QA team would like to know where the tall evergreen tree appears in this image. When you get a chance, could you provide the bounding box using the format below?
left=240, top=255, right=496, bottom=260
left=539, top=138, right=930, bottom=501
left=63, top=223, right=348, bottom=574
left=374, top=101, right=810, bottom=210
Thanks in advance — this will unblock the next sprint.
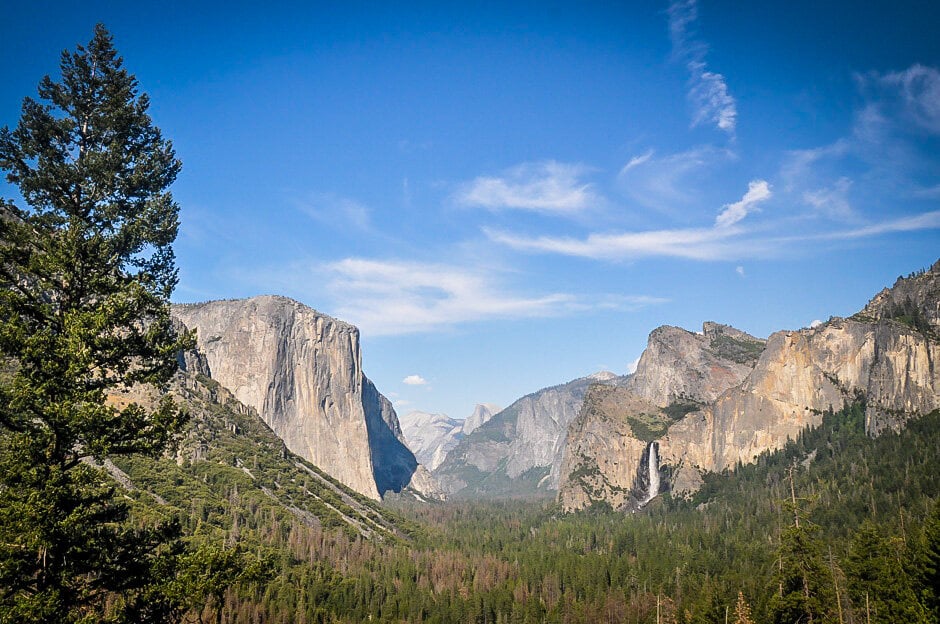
left=0, top=25, right=191, bottom=623
left=916, top=499, right=940, bottom=620
left=845, top=521, right=928, bottom=623
left=769, top=470, right=837, bottom=624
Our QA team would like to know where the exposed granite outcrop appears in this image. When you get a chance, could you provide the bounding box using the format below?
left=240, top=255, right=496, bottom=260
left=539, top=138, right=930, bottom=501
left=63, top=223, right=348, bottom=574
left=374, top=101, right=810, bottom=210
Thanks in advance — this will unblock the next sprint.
left=661, top=316, right=940, bottom=492
left=626, top=322, right=764, bottom=407
left=434, top=372, right=626, bottom=497
left=172, top=296, right=416, bottom=500
left=559, top=261, right=940, bottom=509
left=558, top=385, right=661, bottom=512
left=399, top=411, right=464, bottom=471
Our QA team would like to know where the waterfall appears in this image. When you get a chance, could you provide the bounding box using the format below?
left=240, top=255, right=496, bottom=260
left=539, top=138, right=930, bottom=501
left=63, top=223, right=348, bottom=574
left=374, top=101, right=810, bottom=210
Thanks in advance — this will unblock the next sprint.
left=644, top=441, right=660, bottom=504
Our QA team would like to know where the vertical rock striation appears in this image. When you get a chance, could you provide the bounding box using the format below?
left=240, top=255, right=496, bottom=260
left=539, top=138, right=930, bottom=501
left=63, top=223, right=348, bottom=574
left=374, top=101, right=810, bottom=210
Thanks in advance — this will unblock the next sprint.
left=172, top=296, right=415, bottom=500
left=434, top=372, right=626, bottom=498
left=560, top=260, right=940, bottom=509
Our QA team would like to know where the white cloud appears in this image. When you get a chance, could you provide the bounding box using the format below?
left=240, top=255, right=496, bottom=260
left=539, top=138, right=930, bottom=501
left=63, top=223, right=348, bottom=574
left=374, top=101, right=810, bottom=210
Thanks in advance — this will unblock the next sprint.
left=487, top=226, right=738, bottom=260
left=620, top=149, right=655, bottom=174
left=715, top=180, right=771, bottom=228
left=802, top=177, right=853, bottom=220
left=810, top=319, right=823, bottom=328
left=617, top=145, right=735, bottom=211
left=488, top=181, right=940, bottom=263
left=403, top=375, right=428, bottom=386
left=689, top=65, right=737, bottom=133
left=822, top=209, right=940, bottom=240
left=626, top=356, right=641, bottom=375
left=323, top=258, right=580, bottom=335
left=668, top=0, right=737, bottom=135
left=736, top=265, right=745, bottom=276
left=455, top=161, right=596, bottom=214
left=490, top=180, right=768, bottom=261
left=874, top=64, right=940, bottom=135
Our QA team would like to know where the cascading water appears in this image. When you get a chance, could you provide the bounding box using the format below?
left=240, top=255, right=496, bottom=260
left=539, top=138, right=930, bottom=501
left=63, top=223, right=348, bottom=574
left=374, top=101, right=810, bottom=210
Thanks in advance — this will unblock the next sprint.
left=643, top=441, right=660, bottom=505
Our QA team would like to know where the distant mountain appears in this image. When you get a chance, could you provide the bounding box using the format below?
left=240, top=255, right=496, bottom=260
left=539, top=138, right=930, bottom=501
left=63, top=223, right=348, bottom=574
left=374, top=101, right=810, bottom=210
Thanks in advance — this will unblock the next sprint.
left=399, top=411, right=463, bottom=470
left=559, top=259, right=940, bottom=511
left=173, top=296, right=418, bottom=500
left=433, top=371, right=626, bottom=498
left=399, top=404, right=501, bottom=471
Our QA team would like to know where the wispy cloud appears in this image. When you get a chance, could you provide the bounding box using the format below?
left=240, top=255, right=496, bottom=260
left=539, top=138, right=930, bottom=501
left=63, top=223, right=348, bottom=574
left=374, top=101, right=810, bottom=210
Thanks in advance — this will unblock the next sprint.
left=620, top=149, right=655, bottom=174
left=488, top=224, right=744, bottom=261
left=403, top=375, right=428, bottom=386
left=488, top=179, right=768, bottom=261
left=322, top=258, right=578, bottom=335
left=488, top=180, right=940, bottom=262
left=779, top=63, right=940, bottom=224
left=617, top=145, right=735, bottom=212
left=454, top=161, right=596, bottom=214
left=870, top=64, right=940, bottom=135
left=668, top=0, right=737, bottom=135
left=821, top=210, right=940, bottom=240
left=715, top=180, right=771, bottom=228
left=802, top=177, right=853, bottom=220
left=294, top=192, right=373, bottom=232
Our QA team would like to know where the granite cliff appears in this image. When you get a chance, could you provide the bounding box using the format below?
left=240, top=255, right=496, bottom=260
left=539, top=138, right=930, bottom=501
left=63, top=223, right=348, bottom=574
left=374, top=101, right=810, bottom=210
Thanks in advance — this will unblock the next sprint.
left=433, top=372, right=625, bottom=498
left=559, top=261, right=940, bottom=511
left=399, top=404, right=500, bottom=471
left=172, top=296, right=416, bottom=500
left=558, top=323, right=764, bottom=511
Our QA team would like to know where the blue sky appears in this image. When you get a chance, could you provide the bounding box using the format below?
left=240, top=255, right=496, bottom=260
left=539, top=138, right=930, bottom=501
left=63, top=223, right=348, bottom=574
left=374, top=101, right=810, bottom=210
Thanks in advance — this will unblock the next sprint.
left=2, top=1, right=939, bottom=420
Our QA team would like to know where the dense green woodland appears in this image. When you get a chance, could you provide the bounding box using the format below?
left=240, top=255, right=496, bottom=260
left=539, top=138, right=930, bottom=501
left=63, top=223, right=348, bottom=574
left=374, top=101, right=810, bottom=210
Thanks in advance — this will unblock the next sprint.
left=117, top=402, right=940, bottom=623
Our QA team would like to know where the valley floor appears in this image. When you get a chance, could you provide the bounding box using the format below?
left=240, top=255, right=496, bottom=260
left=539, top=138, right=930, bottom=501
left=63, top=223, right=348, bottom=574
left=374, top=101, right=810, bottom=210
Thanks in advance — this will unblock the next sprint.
left=183, top=404, right=940, bottom=624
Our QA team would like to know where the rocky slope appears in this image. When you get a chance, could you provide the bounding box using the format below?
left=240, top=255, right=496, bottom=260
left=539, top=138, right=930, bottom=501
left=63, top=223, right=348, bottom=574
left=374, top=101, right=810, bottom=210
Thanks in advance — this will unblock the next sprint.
left=559, top=261, right=940, bottom=510
left=107, top=352, right=407, bottom=540
left=558, top=385, right=663, bottom=512
left=625, top=322, right=764, bottom=407
left=433, top=372, right=625, bottom=498
left=399, top=411, right=464, bottom=471
left=558, top=323, right=764, bottom=511
left=399, top=404, right=501, bottom=471
left=172, top=296, right=416, bottom=500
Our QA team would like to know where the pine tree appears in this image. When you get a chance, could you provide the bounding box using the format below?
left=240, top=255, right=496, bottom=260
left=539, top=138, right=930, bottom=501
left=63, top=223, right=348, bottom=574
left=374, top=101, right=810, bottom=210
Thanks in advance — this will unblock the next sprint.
left=916, top=498, right=940, bottom=619
left=0, top=25, right=191, bottom=623
left=845, top=521, right=928, bottom=623
left=768, top=468, right=837, bottom=624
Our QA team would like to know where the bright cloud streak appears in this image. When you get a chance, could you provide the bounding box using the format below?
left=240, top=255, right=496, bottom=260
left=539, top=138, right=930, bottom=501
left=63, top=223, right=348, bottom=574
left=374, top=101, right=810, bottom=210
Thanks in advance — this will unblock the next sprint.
left=668, top=0, right=737, bottom=134
left=488, top=178, right=940, bottom=262
left=715, top=180, right=771, bottom=228
left=321, top=258, right=663, bottom=336
left=455, top=161, right=596, bottom=214
left=403, top=375, right=428, bottom=386
left=620, top=149, right=655, bottom=174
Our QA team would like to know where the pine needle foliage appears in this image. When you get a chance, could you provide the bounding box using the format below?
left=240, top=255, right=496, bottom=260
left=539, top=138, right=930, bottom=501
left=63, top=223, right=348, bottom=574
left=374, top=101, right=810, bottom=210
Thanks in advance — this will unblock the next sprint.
left=0, top=24, right=192, bottom=623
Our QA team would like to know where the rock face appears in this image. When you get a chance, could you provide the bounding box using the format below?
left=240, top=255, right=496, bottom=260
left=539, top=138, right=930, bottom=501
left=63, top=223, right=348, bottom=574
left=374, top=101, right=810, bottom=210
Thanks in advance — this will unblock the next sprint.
left=661, top=316, right=940, bottom=492
left=558, top=385, right=661, bottom=512
left=172, top=296, right=416, bottom=500
left=559, top=261, right=940, bottom=510
left=433, top=372, right=626, bottom=498
left=399, top=404, right=502, bottom=472
left=558, top=324, right=763, bottom=511
left=625, top=322, right=764, bottom=407
left=399, top=411, right=464, bottom=471
left=463, top=403, right=500, bottom=435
